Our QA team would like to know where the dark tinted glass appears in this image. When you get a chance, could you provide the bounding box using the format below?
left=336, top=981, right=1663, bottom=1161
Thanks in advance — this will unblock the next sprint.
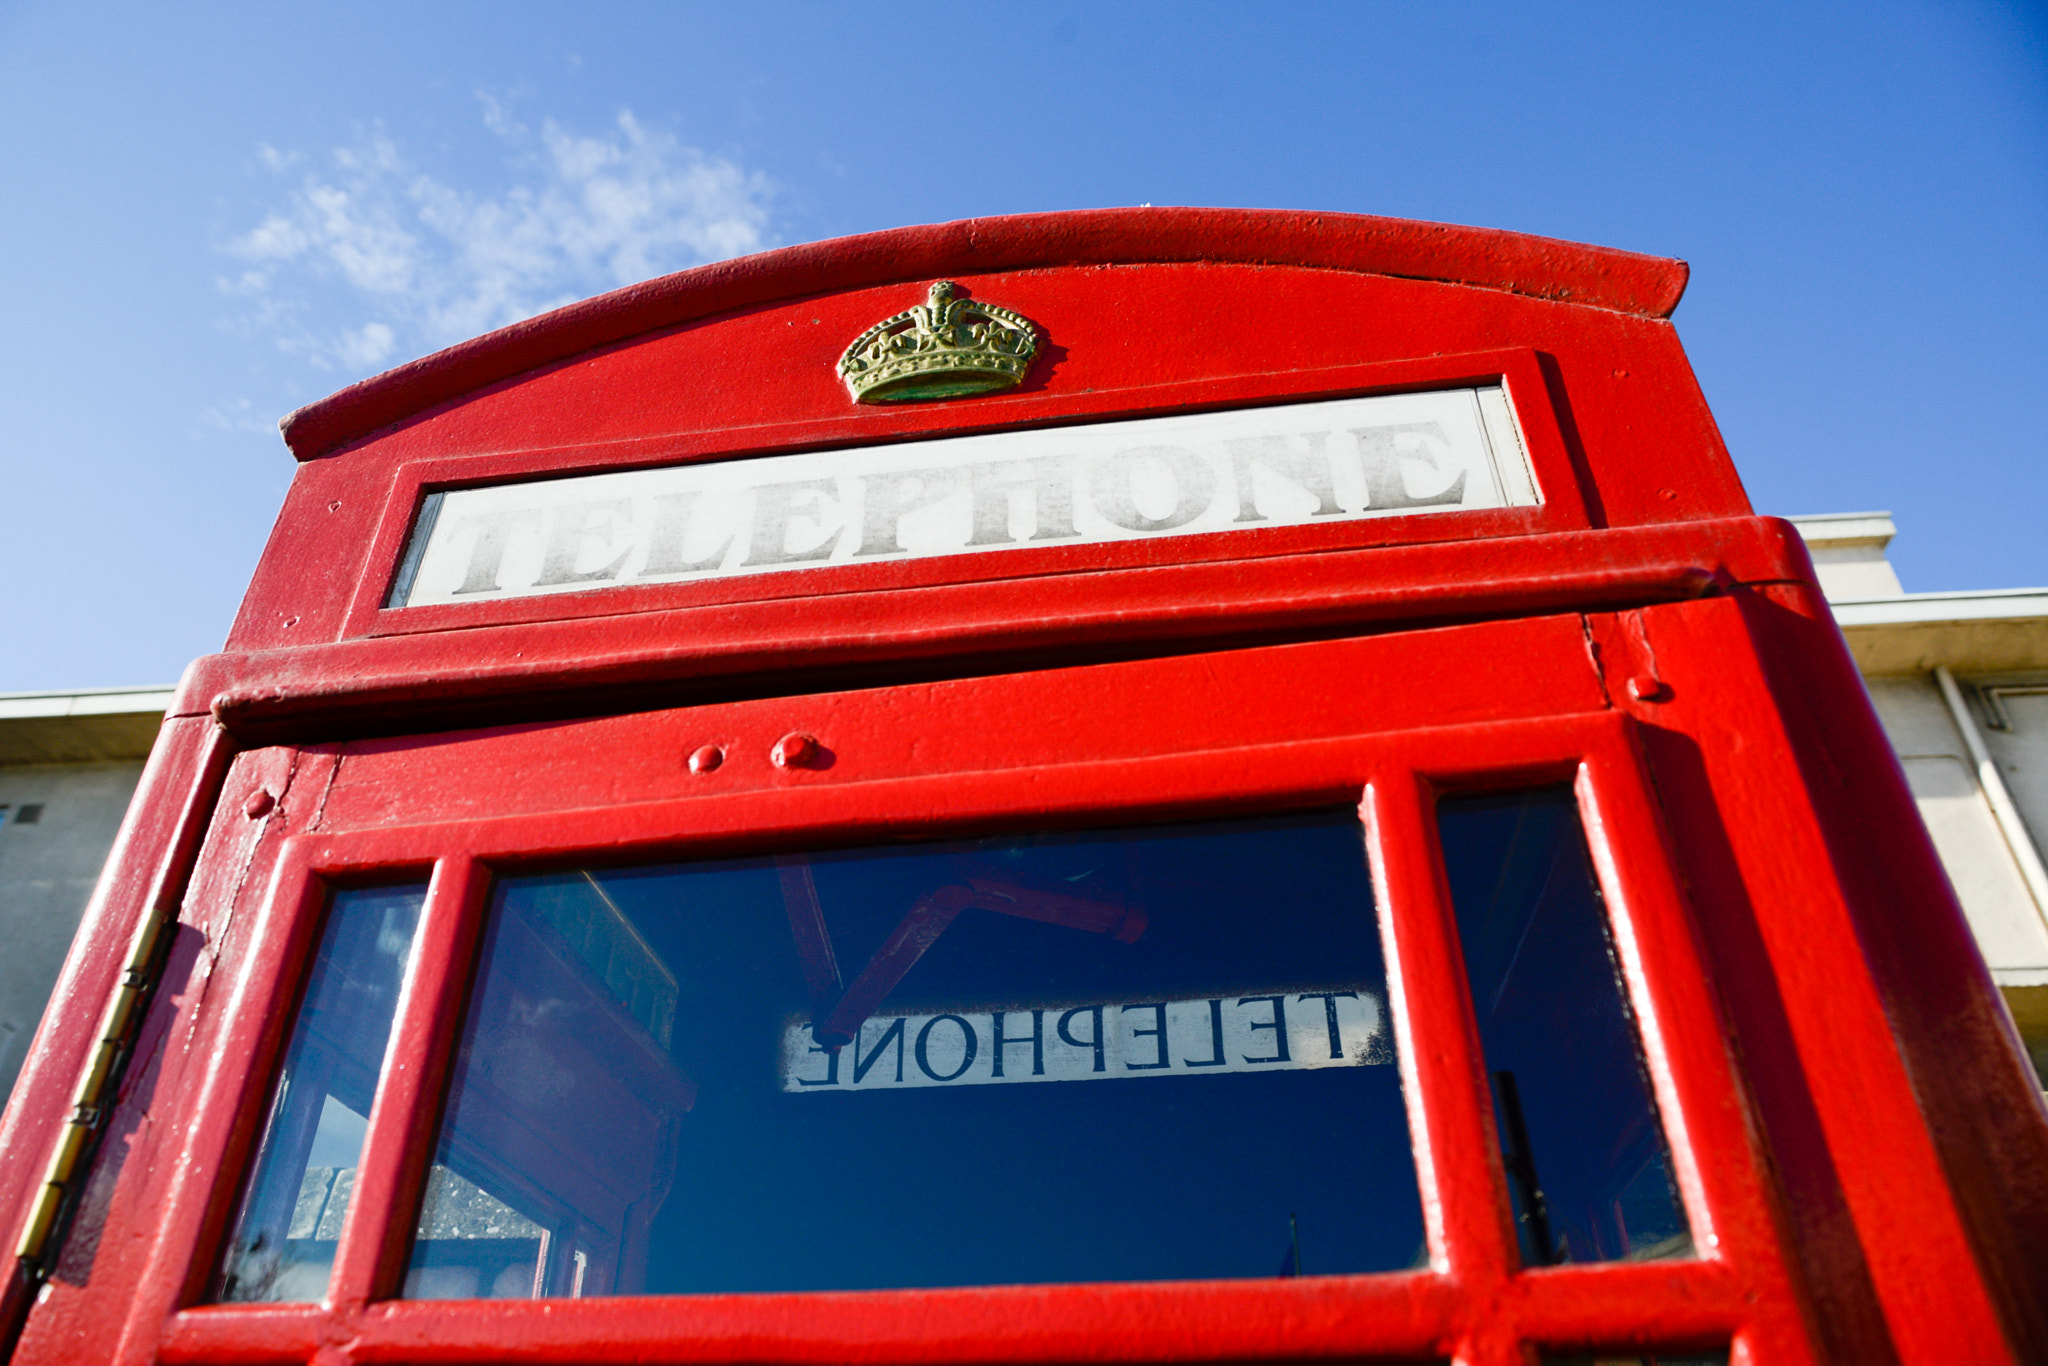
left=1438, top=788, right=1690, bottom=1265
left=213, top=882, right=427, bottom=1302
left=403, top=809, right=1422, bottom=1298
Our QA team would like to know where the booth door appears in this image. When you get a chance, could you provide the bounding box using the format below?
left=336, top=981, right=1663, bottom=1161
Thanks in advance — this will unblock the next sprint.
left=48, top=609, right=1816, bottom=1366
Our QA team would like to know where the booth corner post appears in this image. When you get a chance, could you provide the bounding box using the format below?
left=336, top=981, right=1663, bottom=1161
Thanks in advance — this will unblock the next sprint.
left=2, top=208, right=2042, bottom=1366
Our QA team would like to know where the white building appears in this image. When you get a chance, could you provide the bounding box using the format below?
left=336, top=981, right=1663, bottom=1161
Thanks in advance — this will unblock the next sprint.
left=0, top=688, right=175, bottom=1101
left=1790, top=514, right=2048, bottom=1085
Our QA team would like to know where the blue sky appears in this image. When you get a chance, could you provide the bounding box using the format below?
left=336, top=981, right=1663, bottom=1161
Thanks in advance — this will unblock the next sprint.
left=1, top=2, right=2043, bottom=692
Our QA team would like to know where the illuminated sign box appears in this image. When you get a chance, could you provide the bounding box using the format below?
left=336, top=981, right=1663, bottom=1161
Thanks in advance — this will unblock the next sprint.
left=393, top=385, right=1535, bottom=607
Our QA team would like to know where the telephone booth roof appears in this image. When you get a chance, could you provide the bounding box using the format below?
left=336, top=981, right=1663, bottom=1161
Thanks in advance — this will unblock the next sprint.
left=197, top=207, right=1787, bottom=742
left=275, top=207, right=1693, bottom=463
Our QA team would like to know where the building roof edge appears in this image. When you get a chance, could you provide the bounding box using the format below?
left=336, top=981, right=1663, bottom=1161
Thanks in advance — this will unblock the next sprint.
left=1833, top=589, right=2048, bottom=629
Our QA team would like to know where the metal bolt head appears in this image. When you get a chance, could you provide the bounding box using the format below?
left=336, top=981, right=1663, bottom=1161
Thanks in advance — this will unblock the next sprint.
left=772, top=733, right=819, bottom=769
left=687, top=744, right=724, bottom=774
left=243, top=789, right=276, bottom=818
left=1626, top=675, right=1669, bottom=703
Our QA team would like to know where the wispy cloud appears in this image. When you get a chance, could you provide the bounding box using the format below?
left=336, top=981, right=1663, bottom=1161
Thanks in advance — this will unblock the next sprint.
left=221, top=106, right=773, bottom=375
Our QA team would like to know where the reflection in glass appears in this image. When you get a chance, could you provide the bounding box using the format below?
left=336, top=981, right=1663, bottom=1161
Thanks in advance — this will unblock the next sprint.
left=404, top=810, right=1424, bottom=1297
left=213, top=883, right=426, bottom=1302
left=1438, top=788, right=1691, bottom=1266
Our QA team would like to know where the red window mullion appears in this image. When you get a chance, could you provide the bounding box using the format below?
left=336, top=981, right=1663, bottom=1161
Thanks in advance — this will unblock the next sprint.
left=1513, top=1258, right=1745, bottom=1339
left=328, top=855, right=494, bottom=1309
left=1360, top=766, right=1518, bottom=1332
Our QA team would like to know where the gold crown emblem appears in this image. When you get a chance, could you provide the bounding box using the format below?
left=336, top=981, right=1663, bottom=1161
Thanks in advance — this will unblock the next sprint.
left=837, top=280, right=1040, bottom=404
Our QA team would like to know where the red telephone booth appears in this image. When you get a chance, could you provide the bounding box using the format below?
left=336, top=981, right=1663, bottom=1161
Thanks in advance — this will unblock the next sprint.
left=1, top=209, right=2042, bottom=1365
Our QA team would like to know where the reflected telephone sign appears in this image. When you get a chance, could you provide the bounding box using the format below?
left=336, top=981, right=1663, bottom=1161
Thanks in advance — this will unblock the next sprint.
left=2, top=210, right=2043, bottom=1365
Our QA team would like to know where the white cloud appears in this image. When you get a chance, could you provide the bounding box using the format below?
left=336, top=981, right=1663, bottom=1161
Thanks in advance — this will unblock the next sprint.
left=197, top=396, right=281, bottom=436
left=221, top=108, right=773, bottom=375
left=335, top=321, right=397, bottom=370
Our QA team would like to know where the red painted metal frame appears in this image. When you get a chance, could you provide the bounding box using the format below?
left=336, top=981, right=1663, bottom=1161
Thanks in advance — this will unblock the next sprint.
left=11, top=600, right=2045, bottom=1364
left=1594, top=591, right=2048, bottom=1363
left=0, top=716, right=235, bottom=1345
left=190, top=517, right=1786, bottom=748
left=335, top=348, right=1588, bottom=641
left=91, top=689, right=1805, bottom=1364
left=6, top=209, right=2045, bottom=1365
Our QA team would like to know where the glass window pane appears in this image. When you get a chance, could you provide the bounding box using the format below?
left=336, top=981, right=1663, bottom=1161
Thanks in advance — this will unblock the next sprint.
left=1438, top=788, right=1691, bottom=1266
left=403, top=809, right=1423, bottom=1298
left=212, top=882, right=427, bottom=1303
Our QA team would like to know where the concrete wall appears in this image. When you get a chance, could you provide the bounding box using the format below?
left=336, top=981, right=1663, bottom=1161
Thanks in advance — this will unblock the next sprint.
left=0, top=761, right=147, bottom=1103
left=0, top=687, right=173, bottom=1111
left=1863, top=678, right=2048, bottom=980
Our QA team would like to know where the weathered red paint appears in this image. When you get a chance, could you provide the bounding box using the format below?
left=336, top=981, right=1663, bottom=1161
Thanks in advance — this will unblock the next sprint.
left=2, top=208, right=2042, bottom=1365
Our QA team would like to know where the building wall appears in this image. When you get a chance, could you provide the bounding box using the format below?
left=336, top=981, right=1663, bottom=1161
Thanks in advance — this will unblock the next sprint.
left=0, top=687, right=173, bottom=1110
left=1864, top=679, right=2048, bottom=975
left=1793, top=514, right=2048, bottom=1085
left=0, top=761, right=146, bottom=1102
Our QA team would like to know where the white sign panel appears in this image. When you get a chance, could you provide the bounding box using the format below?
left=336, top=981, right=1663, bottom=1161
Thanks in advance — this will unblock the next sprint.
left=394, top=387, right=1536, bottom=608
left=779, top=988, right=1390, bottom=1093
